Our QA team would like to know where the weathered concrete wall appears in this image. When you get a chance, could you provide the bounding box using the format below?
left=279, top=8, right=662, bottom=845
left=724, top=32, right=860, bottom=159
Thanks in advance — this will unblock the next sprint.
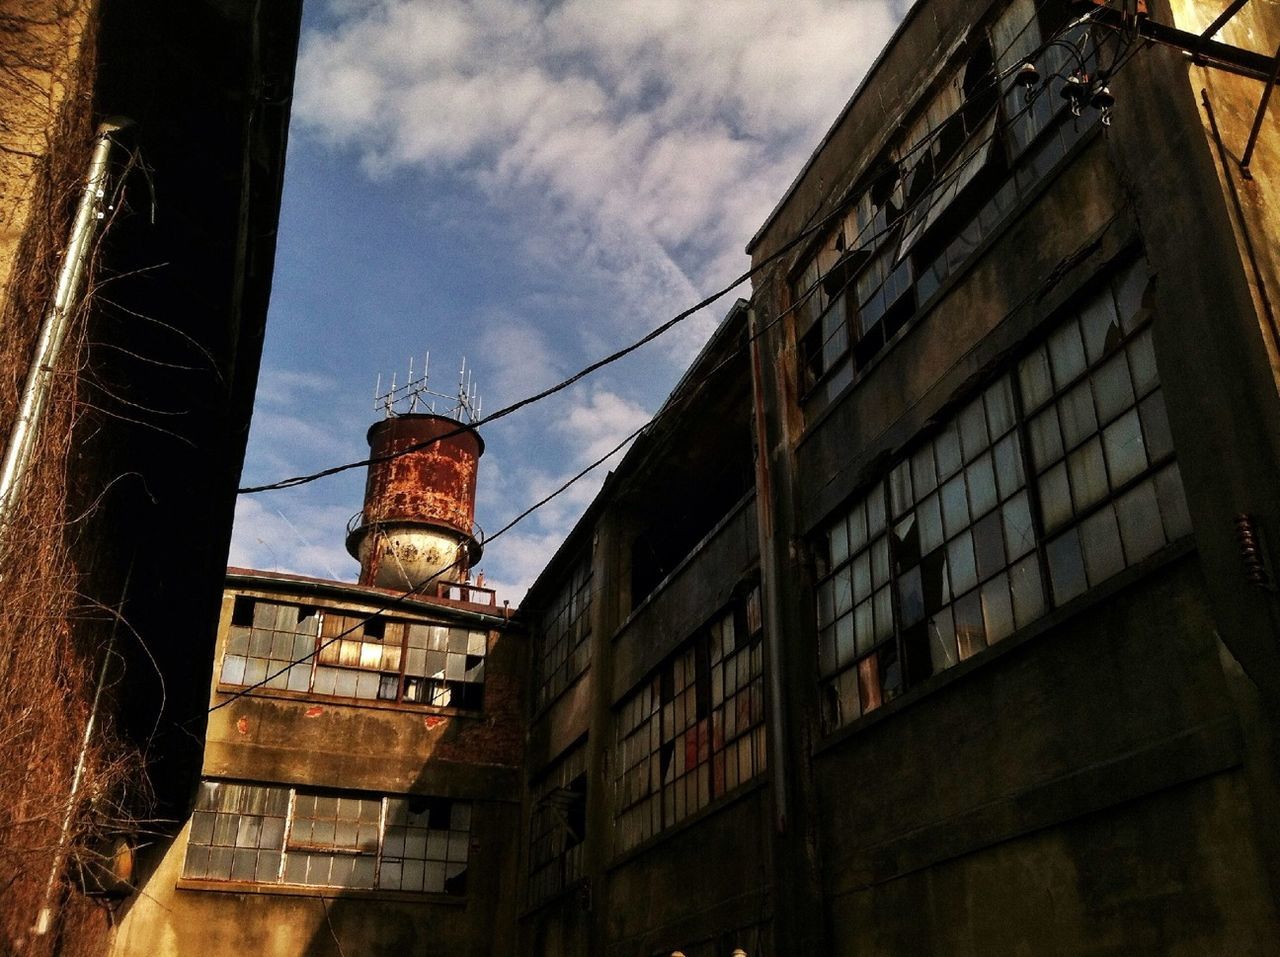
left=109, top=801, right=521, bottom=957
left=817, top=557, right=1277, bottom=951
left=602, top=788, right=772, bottom=957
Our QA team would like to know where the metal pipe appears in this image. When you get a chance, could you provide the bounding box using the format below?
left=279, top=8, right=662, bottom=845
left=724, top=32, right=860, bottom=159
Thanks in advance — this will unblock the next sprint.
left=33, top=635, right=114, bottom=936
left=0, top=117, right=132, bottom=545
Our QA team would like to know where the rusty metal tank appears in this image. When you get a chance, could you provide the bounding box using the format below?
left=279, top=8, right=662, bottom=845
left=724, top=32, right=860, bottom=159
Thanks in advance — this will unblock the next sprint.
left=345, top=414, right=484, bottom=590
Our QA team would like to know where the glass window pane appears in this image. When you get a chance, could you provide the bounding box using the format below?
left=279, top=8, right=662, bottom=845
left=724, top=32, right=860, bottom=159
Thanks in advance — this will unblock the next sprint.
left=1093, top=351, right=1136, bottom=425
left=1019, top=345, right=1053, bottom=412
left=1047, top=319, right=1087, bottom=388
left=871, top=538, right=891, bottom=589
left=953, top=589, right=986, bottom=660
left=837, top=615, right=857, bottom=669
left=867, top=484, right=887, bottom=538
left=993, top=433, right=1024, bottom=500
left=848, top=502, right=868, bottom=553
left=852, top=551, right=871, bottom=603
left=941, top=474, right=970, bottom=539
left=1128, top=327, right=1159, bottom=397
left=1047, top=528, right=1087, bottom=605
left=1002, top=491, right=1036, bottom=560
left=829, top=518, right=850, bottom=568
left=834, top=568, right=853, bottom=617
left=1080, top=505, right=1126, bottom=586
left=1116, top=479, right=1166, bottom=565
left=1079, top=291, right=1122, bottom=363
left=874, top=586, right=894, bottom=641
left=890, top=461, right=913, bottom=517
left=854, top=600, right=875, bottom=656
left=972, top=510, right=1006, bottom=582
left=1009, top=554, right=1045, bottom=628
left=918, top=493, right=945, bottom=554
left=959, top=398, right=989, bottom=462
left=982, top=574, right=1015, bottom=644
left=935, top=427, right=963, bottom=480
left=912, top=445, right=938, bottom=497
left=928, top=606, right=957, bottom=674
left=1058, top=381, right=1098, bottom=451
left=1029, top=406, right=1064, bottom=472
left=967, top=453, right=998, bottom=519
left=1103, top=408, right=1148, bottom=488
left=948, top=531, right=978, bottom=596
left=1039, top=461, right=1073, bottom=534
left=1068, top=436, right=1110, bottom=514
left=894, top=514, right=921, bottom=570
left=985, top=376, right=1016, bottom=437
left=1139, top=392, right=1174, bottom=462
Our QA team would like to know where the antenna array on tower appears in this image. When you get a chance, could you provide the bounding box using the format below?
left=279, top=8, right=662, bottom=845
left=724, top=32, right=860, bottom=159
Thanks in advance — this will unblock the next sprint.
left=373, top=354, right=481, bottom=424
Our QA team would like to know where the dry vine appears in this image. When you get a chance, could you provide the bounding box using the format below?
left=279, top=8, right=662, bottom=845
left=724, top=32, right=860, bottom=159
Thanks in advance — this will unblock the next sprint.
left=0, top=4, right=150, bottom=955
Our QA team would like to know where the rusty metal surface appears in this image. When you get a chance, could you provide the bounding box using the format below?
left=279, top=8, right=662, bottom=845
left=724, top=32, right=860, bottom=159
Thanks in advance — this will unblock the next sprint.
left=359, top=414, right=483, bottom=536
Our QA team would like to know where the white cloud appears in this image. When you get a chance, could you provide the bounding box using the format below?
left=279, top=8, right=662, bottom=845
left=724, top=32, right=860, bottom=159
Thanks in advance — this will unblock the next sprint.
left=286, top=0, right=903, bottom=593
left=296, top=0, right=899, bottom=350
left=228, top=497, right=358, bottom=581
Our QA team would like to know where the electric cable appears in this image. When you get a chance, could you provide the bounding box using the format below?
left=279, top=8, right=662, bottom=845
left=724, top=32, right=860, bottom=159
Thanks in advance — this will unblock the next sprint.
left=236, top=4, right=1101, bottom=498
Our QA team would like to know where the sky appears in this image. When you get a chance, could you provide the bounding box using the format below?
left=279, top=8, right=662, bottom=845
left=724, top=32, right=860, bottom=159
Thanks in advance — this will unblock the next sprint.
left=228, top=0, right=909, bottom=604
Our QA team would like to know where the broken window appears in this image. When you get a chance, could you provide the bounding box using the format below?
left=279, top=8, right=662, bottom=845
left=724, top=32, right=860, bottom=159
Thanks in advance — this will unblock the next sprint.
left=614, top=587, right=766, bottom=853
left=793, top=2, right=1110, bottom=423
left=527, top=743, right=588, bottom=906
left=817, top=260, right=1192, bottom=733
left=183, top=782, right=474, bottom=896
left=219, top=601, right=487, bottom=711
left=535, top=556, right=593, bottom=710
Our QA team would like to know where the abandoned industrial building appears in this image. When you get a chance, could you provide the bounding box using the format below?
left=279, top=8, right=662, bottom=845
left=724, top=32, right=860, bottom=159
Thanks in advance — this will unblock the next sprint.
left=4, top=0, right=1280, bottom=955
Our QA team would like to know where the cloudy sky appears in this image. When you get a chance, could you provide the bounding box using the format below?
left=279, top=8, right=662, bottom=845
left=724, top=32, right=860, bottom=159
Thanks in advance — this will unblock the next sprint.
left=229, top=0, right=908, bottom=602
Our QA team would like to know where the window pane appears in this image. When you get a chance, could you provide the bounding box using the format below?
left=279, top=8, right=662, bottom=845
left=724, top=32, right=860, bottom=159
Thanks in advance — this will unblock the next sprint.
left=1067, top=437, right=1109, bottom=514
left=972, top=510, right=1006, bottom=582
left=1058, top=381, right=1098, bottom=451
left=918, top=493, right=945, bottom=554
left=947, top=531, right=978, bottom=596
left=1103, top=408, right=1148, bottom=488
left=982, top=574, right=1015, bottom=644
left=928, top=606, right=957, bottom=673
left=993, top=433, right=1024, bottom=500
left=985, top=377, right=1016, bottom=437
left=1093, top=352, right=1136, bottom=425
left=1029, top=406, right=1064, bottom=472
left=1019, top=345, right=1053, bottom=412
left=1116, top=479, right=1165, bottom=564
left=1128, top=327, right=1159, bottom=397
left=959, top=398, right=989, bottom=462
left=1079, top=291, right=1122, bottom=363
left=912, top=445, right=938, bottom=497
left=1047, top=319, right=1087, bottom=387
left=1047, top=528, right=1087, bottom=605
left=941, top=474, right=970, bottom=538
left=935, top=427, right=963, bottom=480
left=1039, top=462, right=1072, bottom=534
left=967, top=453, right=998, bottom=519
left=1139, top=392, right=1174, bottom=462
left=1009, top=554, right=1045, bottom=628
left=1002, top=491, right=1035, bottom=560
left=1080, top=505, right=1125, bottom=586
left=953, top=590, right=986, bottom=660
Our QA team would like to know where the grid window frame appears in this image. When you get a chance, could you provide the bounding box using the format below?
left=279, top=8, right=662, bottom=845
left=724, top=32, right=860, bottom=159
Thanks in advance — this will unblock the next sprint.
left=536, top=557, right=594, bottom=711
left=220, top=598, right=488, bottom=711
left=793, top=0, right=1105, bottom=421
left=816, top=260, right=1193, bottom=734
left=183, top=781, right=471, bottom=896
left=614, top=587, right=767, bottom=854
left=526, top=743, right=588, bottom=907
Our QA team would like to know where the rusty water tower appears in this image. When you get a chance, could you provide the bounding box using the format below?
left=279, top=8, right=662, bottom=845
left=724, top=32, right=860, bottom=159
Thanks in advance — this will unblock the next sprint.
left=346, top=357, right=484, bottom=592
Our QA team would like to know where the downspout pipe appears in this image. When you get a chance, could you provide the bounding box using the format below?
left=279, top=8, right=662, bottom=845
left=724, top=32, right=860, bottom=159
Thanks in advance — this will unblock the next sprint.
left=0, top=117, right=132, bottom=550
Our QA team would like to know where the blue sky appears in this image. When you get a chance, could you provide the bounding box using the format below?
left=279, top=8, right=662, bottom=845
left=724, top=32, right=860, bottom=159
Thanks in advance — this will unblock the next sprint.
left=229, top=0, right=907, bottom=602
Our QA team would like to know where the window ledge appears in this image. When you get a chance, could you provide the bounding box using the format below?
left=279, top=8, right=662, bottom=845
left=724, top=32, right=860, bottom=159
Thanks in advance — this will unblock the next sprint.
left=211, top=685, right=487, bottom=720
left=814, top=538, right=1197, bottom=757
left=175, top=877, right=467, bottom=906
left=606, top=775, right=769, bottom=873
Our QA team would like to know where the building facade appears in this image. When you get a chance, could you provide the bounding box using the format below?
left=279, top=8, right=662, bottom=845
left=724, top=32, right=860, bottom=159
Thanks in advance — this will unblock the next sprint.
left=109, top=410, right=529, bottom=956
left=517, top=1, right=1280, bottom=954
left=0, top=2, right=301, bottom=952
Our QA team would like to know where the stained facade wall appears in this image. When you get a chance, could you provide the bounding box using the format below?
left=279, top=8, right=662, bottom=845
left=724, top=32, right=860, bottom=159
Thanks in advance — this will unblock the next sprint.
left=516, top=1, right=1280, bottom=955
